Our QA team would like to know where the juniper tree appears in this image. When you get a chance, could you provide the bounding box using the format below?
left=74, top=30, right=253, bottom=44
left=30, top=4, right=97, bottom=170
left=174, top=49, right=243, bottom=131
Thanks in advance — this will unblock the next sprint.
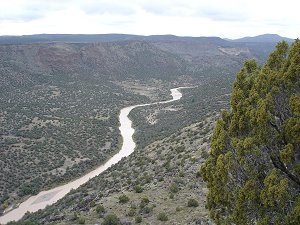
left=201, top=39, right=300, bottom=225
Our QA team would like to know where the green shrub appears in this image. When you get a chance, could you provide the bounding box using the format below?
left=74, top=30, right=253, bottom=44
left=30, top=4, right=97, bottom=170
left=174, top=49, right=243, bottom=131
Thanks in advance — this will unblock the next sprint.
left=187, top=198, right=199, bottom=207
left=170, top=182, right=179, bottom=193
left=78, top=217, right=85, bottom=224
left=72, top=212, right=78, bottom=221
left=118, top=194, right=129, bottom=203
left=141, top=206, right=151, bottom=214
left=140, top=196, right=150, bottom=209
left=103, top=213, right=121, bottom=225
left=130, top=203, right=137, bottom=209
left=127, top=208, right=136, bottom=217
left=135, top=216, right=142, bottom=223
left=179, top=171, right=185, bottom=177
left=89, top=200, right=96, bottom=207
left=176, top=206, right=182, bottom=211
left=96, top=204, right=105, bottom=213
left=141, top=197, right=149, bottom=204
left=134, top=185, right=143, bottom=193
left=158, top=177, right=164, bottom=182
left=170, top=193, right=175, bottom=199
left=157, top=212, right=168, bottom=221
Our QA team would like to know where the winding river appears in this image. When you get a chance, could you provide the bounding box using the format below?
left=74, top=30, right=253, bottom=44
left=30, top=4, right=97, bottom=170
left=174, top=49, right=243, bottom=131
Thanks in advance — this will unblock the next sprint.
left=0, top=87, right=185, bottom=224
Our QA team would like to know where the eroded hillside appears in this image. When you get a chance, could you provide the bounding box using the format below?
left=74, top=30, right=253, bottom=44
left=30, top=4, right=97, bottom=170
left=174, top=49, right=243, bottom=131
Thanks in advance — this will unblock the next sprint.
left=20, top=114, right=217, bottom=224
left=0, top=39, right=277, bottom=216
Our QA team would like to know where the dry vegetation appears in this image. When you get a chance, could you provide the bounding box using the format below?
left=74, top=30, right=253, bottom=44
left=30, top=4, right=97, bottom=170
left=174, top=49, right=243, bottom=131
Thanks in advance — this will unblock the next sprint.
left=21, top=115, right=217, bottom=224
left=0, top=38, right=277, bottom=220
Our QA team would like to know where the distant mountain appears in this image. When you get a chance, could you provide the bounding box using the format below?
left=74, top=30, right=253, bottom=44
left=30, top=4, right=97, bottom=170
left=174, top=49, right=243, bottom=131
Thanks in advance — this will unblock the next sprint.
left=0, top=33, right=294, bottom=45
left=0, top=33, right=228, bottom=45
left=230, top=34, right=294, bottom=43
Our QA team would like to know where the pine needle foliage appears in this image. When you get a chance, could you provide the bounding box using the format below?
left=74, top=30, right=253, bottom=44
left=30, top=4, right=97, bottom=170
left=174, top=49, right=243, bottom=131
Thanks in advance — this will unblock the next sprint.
left=201, top=39, right=300, bottom=225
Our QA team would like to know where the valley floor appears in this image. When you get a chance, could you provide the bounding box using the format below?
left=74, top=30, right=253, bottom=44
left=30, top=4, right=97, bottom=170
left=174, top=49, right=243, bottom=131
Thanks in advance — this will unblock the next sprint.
left=21, top=114, right=217, bottom=224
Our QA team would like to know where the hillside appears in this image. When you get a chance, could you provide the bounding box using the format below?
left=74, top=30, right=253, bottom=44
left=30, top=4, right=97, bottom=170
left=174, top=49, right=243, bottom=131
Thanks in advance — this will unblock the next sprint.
left=0, top=41, right=187, bottom=91
left=0, top=34, right=229, bottom=45
left=19, top=114, right=217, bottom=225
left=230, top=33, right=294, bottom=43
left=0, top=37, right=281, bottom=220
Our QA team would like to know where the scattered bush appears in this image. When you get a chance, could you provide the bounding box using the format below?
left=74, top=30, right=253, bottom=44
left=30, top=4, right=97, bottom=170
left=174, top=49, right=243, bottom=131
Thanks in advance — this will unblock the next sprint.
left=187, top=198, right=199, bottom=207
left=135, top=216, right=142, bottom=223
left=196, top=170, right=202, bottom=177
left=141, top=197, right=149, bottom=204
left=140, top=206, right=152, bottom=214
left=72, top=212, right=78, bottom=221
left=157, top=212, right=168, bottom=221
left=89, top=200, right=96, bottom=207
left=127, top=208, right=136, bottom=217
left=140, top=196, right=150, bottom=209
left=170, top=183, right=179, bottom=193
left=118, top=194, right=129, bottom=203
left=96, top=204, right=105, bottom=213
left=179, top=171, right=185, bottom=177
left=103, top=213, right=121, bottom=225
left=176, top=206, right=182, bottom=211
left=134, top=185, right=143, bottom=193
left=78, top=217, right=85, bottom=224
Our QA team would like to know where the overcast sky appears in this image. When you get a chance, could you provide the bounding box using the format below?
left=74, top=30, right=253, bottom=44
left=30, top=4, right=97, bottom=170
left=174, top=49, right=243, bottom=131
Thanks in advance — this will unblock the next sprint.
left=0, top=0, right=298, bottom=38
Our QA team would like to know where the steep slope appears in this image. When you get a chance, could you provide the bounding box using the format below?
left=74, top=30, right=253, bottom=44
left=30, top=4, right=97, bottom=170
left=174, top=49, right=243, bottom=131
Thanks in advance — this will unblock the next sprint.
left=0, top=34, right=228, bottom=45
left=19, top=114, right=217, bottom=225
left=0, top=41, right=189, bottom=213
left=0, top=39, right=278, bottom=217
left=130, top=82, right=232, bottom=148
left=0, top=41, right=187, bottom=92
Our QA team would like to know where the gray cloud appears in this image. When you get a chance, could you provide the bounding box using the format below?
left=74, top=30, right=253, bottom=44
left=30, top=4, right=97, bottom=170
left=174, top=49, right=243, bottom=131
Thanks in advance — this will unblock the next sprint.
left=0, top=0, right=138, bottom=23
left=0, top=12, right=42, bottom=22
left=0, top=0, right=70, bottom=22
left=0, top=0, right=298, bottom=38
left=138, top=0, right=249, bottom=22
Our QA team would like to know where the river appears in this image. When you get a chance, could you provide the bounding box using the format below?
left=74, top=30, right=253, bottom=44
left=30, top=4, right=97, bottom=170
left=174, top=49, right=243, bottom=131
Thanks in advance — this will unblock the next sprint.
left=0, top=87, right=185, bottom=224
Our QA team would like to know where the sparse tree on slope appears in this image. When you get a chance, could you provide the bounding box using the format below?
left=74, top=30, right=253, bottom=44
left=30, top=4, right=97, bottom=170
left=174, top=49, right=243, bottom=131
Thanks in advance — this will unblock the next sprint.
left=201, top=39, right=300, bottom=225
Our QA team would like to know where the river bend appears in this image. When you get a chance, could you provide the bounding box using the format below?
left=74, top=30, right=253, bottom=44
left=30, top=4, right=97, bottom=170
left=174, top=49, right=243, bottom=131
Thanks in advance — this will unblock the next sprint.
left=0, top=87, right=185, bottom=224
